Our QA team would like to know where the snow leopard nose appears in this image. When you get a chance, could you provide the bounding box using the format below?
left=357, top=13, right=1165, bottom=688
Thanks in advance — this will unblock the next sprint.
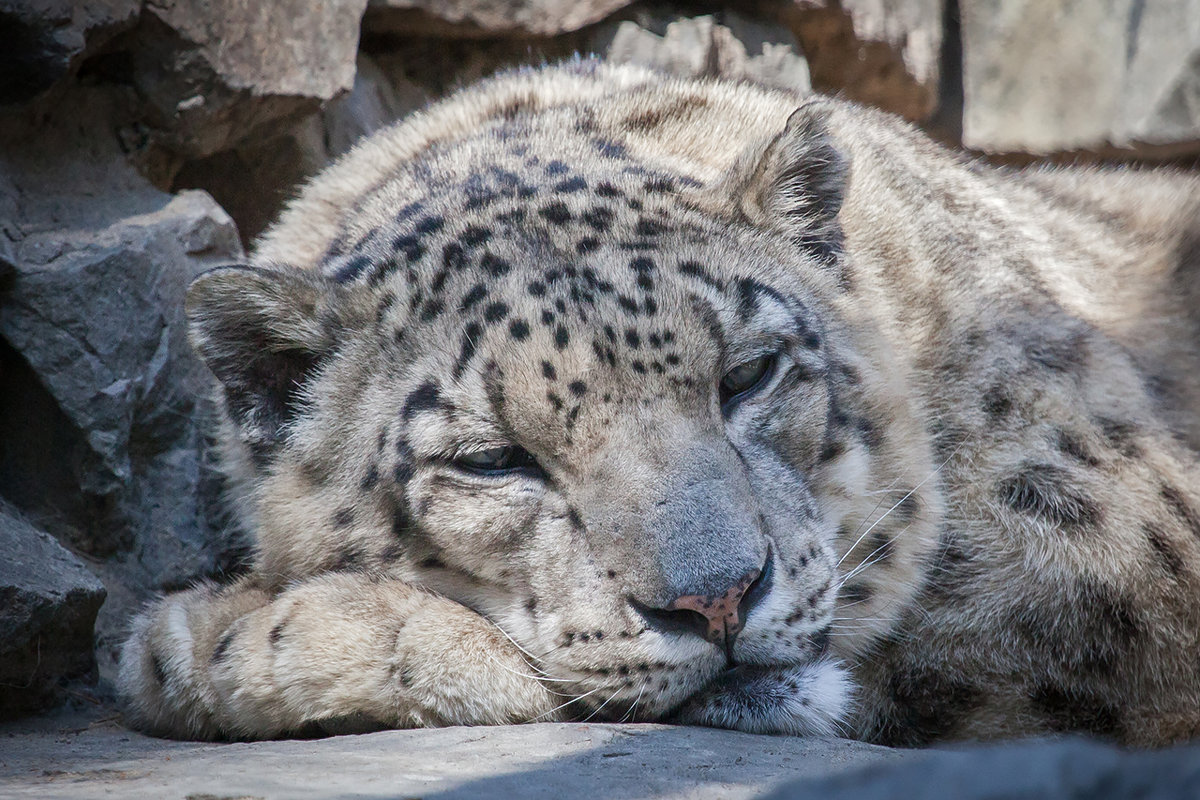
left=668, top=568, right=761, bottom=643
left=634, top=554, right=772, bottom=650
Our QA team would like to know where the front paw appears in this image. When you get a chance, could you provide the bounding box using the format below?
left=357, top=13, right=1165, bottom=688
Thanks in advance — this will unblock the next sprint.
left=671, top=660, right=853, bottom=736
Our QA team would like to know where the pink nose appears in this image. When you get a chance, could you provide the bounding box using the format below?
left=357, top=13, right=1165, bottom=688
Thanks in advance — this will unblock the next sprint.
left=667, top=569, right=761, bottom=643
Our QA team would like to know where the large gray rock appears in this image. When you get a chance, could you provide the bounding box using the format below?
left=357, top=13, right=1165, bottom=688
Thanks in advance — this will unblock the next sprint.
left=0, top=83, right=245, bottom=685
left=766, top=736, right=1200, bottom=799
left=0, top=503, right=106, bottom=718
left=0, top=717, right=901, bottom=799
left=598, top=13, right=812, bottom=93
left=960, top=0, right=1200, bottom=154
left=124, top=0, right=369, bottom=162
left=0, top=0, right=140, bottom=105
left=364, top=0, right=636, bottom=37
left=783, top=0, right=943, bottom=121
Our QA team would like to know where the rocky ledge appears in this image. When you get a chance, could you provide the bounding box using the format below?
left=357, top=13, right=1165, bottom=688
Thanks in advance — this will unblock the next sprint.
left=3, top=712, right=1200, bottom=800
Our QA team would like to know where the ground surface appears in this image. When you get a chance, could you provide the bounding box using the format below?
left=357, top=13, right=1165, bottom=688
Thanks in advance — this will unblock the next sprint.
left=5, top=707, right=1200, bottom=800
left=0, top=708, right=899, bottom=799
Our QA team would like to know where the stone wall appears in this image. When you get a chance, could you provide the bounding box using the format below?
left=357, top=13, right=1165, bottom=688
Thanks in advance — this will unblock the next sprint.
left=2, top=0, right=1198, bottom=719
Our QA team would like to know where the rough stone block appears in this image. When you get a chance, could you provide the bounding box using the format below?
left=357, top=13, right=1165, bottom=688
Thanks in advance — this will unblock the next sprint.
left=598, top=13, right=812, bottom=93
left=961, top=0, right=1200, bottom=155
left=0, top=502, right=106, bottom=718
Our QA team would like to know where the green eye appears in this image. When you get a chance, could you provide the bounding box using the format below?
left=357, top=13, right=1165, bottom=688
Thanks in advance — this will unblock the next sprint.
left=454, top=445, right=542, bottom=476
left=720, top=353, right=778, bottom=409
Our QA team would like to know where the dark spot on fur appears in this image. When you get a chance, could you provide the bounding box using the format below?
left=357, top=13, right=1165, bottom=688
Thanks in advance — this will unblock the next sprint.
left=460, top=226, right=492, bottom=247
left=332, top=543, right=367, bottom=572
left=999, top=463, right=1101, bottom=532
left=402, top=381, right=442, bottom=421
left=568, top=380, right=587, bottom=397
left=555, top=176, right=587, bottom=193
left=528, top=280, right=547, bottom=297
left=510, top=319, right=531, bottom=341
left=1144, top=521, right=1185, bottom=578
left=1161, top=484, right=1200, bottom=540
left=1025, top=329, right=1086, bottom=373
left=920, top=528, right=976, bottom=603
left=539, top=201, right=572, bottom=224
left=554, top=325, right=570, bottom=350
left=391, top=235, right=425, bottom=263
left=547, top=391, right=564, bottom=411
left=1012, top=578, right=1139, bottom=677
left=981, top=385, right=1012, bottom=417
left=624, top=329, right=641, bottom=348
left=1030, top=684, right=1124, bottom=739
left=332, top=507, right=355, bottom=529
left=594, top=140, right=627, bottom=159
left=545, top=160, right=569, bottom=175
left=360, top=464, right=380, bottom=492
left=481, top=252, right=511, bottom=277
left=484, top=302, right=509, bottom=323
left=453, top=322, right=483, bottom=378
left=840, top=583, right=872, bottom=604
left=419, top=298, right=445, bottom=322
left=566, top=507, right=585, bottom=531
left=542, top=361, right=557, bottom=380
left=391, top=502, right=414, bottom=537
left=210, top=631, right=236, bottom=665
left=442, top=242, right=468, bottom=271
left=678, top=261, right=723, bottom=291
left=1056, top=429, right=1100, bottom=467
left=459, top=283, right=488, bottom=312
left=1096, top=417, right=1142, bottom=458
left=635, top=217, right=666, bottom=237
left=577, top=237, right=600, bottom=254
left=420, top=556, right=445, bottom=569
left=334, top=255, right=371, bottom=283
left=414, top=215, right=444, bottom=235
left=268, top=620, right=287, bottom=646
left=879, top=667, right=984, bottom=746
left=582, top=206, right=614, bottom=232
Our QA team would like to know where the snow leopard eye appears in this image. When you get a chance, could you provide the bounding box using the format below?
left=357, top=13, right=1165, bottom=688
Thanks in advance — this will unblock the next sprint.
left=453, top=445, right=542, bottom=476
left=720, top=353, right=778, bottom=411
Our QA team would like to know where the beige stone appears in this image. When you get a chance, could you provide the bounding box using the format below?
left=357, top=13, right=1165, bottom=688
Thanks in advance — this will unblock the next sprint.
left=598, top=13, right=812, bottom=93
left=364, top=0, right=635, bottom=37
left=960, top=0, right=1200, bottom=155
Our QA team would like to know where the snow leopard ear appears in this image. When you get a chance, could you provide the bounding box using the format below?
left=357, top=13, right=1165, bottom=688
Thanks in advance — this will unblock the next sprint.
left=186, top=265, right=361, bottom=460
left=723, top=102, right=847, bottom=269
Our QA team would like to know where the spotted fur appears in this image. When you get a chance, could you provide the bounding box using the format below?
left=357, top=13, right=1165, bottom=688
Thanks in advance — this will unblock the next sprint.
left=118, top=60, right=1200, bottom=746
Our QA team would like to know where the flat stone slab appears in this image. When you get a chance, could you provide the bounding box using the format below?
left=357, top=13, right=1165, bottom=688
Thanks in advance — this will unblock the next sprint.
left=0, top=710, right=900, bottom=799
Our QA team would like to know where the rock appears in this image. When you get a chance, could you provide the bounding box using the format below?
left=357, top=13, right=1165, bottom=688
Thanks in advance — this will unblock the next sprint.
left=0, top=0, right=141, bottom=105
left=0, top=502, right=106, bottom=718
left=960, top=0, right=1200, bottom=155
left=765, top=736, right=1200, bottom=799
left=121, top=0, right=370, bottom=162
left=782, top=0, right=943, bottom=120
left=598, top=13, right=812, bottom=93
left=174, top=114, right=330, bottom=248
left=0, top=83, right=245, bottom=685
left=0, top=717, right=901, bottom=798
left=324, top=54, right=425, bottom=159
left=363, top=0, right=636, bottom=38
left=171, top=53, right=427, bottom=247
